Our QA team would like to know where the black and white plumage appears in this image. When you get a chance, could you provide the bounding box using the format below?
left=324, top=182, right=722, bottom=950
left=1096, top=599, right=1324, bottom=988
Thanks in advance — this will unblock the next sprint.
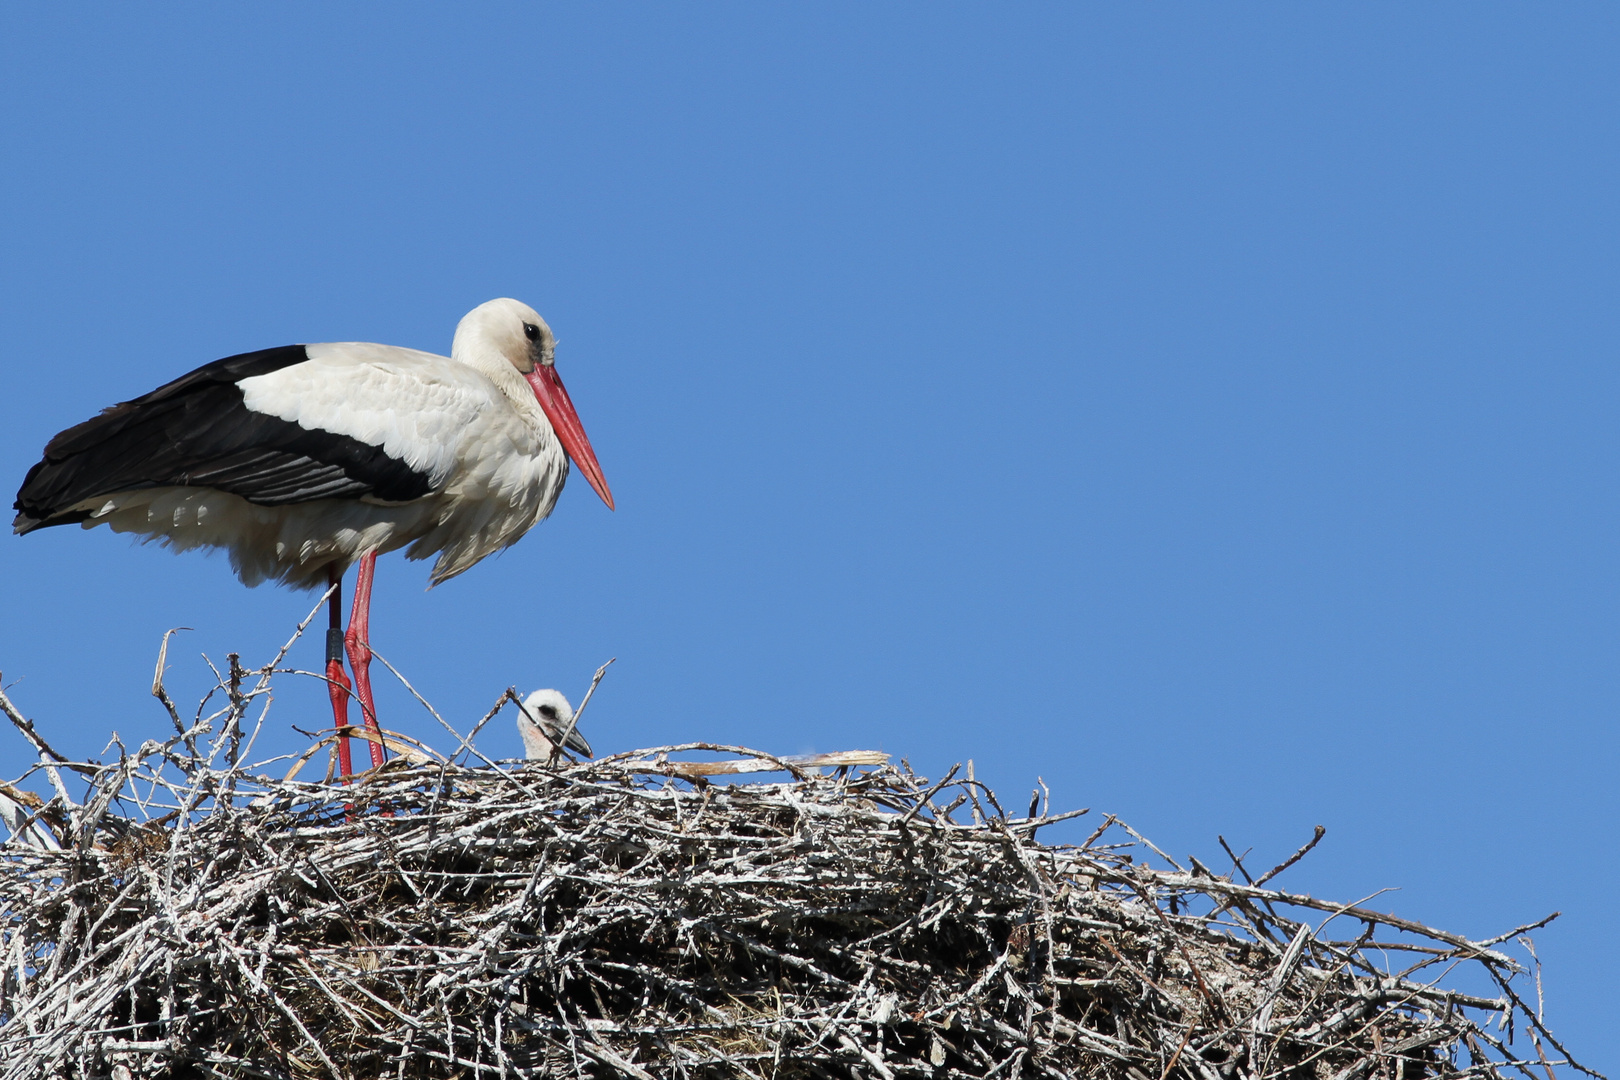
left=516, top=688, right=592, bottom=760
left=13, top=298, right=613, bottom=587
left=14, top=298, right=614, bottom=779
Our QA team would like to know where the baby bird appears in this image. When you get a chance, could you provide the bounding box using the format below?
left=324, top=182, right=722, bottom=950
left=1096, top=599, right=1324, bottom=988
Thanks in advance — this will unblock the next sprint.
left=516, top=688, right=593, bottom=760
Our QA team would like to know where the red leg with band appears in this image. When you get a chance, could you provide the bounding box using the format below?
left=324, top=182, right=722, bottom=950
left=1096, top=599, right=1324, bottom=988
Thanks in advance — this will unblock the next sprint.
left=325, top=564, right=354, bottom=779
left=345, top=550, right=387, bottom=768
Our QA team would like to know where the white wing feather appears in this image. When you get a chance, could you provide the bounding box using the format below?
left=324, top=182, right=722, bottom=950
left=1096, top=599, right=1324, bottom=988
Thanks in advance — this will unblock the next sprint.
left=237, top=343, right=500, bottom=486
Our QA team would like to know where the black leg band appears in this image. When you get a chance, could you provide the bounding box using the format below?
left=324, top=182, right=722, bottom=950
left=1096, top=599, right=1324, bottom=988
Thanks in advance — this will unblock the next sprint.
left=327, top=628, right=345, bottom=664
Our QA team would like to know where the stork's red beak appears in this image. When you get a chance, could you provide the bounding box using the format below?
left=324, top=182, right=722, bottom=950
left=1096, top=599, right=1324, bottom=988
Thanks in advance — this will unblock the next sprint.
left=524, top=365, right=614, bottom=510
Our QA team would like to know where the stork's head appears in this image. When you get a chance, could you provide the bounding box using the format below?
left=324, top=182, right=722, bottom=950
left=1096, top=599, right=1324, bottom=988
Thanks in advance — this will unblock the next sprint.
left=454, top=298, right=614, bottom=511
left=517, top=687, right=593, bottom=760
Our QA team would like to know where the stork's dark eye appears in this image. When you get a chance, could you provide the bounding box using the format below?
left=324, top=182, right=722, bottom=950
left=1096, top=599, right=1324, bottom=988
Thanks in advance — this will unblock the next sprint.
left=537, top=704, right=558, bottom=720
left=523, top=323, right=540, bottom=341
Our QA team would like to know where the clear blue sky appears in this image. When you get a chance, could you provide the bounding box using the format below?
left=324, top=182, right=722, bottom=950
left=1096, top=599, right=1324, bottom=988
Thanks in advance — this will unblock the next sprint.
left=1, top=5, right=1614, bottom=1067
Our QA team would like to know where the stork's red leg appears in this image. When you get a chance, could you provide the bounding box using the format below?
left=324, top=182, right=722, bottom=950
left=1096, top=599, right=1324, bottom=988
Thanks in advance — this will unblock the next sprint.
left=345, top=551, right=387, bottom=768
left=325, top=564, right=355, bottom=778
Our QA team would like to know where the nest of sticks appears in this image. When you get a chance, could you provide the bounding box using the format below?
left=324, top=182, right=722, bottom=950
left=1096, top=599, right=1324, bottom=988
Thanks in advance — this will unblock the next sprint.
left=0, top=628, right=1599, bottom=1080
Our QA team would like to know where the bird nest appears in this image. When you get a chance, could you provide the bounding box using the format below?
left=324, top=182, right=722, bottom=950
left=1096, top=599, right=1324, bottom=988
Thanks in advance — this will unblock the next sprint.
left=0, top=640, right=1598, bottom=1080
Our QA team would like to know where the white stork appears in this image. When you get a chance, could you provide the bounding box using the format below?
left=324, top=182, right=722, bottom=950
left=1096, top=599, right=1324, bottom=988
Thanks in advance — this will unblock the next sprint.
left=516, top=688, right=592, bottom=761
left=13, top=298, right=614, bottom=777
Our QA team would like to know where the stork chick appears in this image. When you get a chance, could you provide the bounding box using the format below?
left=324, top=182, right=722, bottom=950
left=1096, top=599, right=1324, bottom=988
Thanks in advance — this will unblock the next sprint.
left=517, top=688, right=593, bottom=760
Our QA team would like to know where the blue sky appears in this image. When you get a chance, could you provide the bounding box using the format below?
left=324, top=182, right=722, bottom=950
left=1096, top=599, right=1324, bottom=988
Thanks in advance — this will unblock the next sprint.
left=1, top=5, right=1615, bottom=1067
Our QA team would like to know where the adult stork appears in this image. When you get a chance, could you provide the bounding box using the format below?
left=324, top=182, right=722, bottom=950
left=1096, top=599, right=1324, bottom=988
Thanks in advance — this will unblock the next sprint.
left=13, top=298, right=613, bottom=776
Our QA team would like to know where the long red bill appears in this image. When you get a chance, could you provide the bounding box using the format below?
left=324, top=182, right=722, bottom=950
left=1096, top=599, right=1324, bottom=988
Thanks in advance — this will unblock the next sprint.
left=524, top=365, right=615, bottom=510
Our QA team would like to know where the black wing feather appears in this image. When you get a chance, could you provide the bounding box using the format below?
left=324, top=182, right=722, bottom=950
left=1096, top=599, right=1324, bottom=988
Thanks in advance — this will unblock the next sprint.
left=14, top=345, right=435, bottom=532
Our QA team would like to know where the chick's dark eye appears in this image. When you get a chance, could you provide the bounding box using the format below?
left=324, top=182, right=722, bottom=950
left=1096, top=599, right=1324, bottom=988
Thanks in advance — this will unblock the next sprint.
left=523, top=323, right=540, bottom=341
left=537, top=704, right=558, bottom=720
